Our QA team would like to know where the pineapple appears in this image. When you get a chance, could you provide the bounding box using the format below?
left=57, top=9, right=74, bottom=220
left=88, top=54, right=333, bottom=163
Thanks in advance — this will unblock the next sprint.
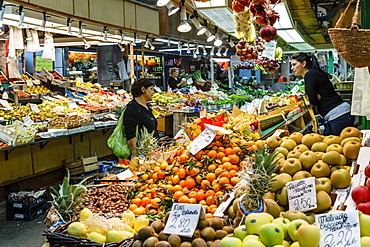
left=234, top=145, right=279, bottom=224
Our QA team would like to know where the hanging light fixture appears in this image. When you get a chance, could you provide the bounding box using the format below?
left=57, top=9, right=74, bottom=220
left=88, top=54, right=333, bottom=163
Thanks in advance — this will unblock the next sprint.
left=144, top=35, right=150, bottom=48
left=157, top=0, right=170, bottom=7
left=102, top=26, right=108, bottom=41
left=18, top=5, right=25, bottom=27
left=193, top=50, right=197, bottom=58
left=119, top=30, right=125, bottom=44
left=67, top=18, right=72, bottom=34
left=202, top=46, right=207, bottom=55
left=132, top=33, right=137, bottom=46
left=223, top=47, right=229, bottom=56
left=186, top=42, right=191, bottom=54
left=149, top=39, right=155, bottom=50
left=82, top=38, right=91, bottom=49
left=167, top=37, right=171, bottom=46
left=77, top=21, right=83, bottom=38
left=195, top=44, right=199, bottom=55
left=40, top=12, right=47, bottom=29
left=210, top=46, right=215, bottom=56
left=214, top=27, right=223, bottom=47
left=177, top=41, right=182, bottom=51
left=228, top=35, right=235, bottom=48
left=190, top=12, right=206, bottom=36
left=166, top=1, right=180, bottom=16
left=216, top=46, right=222, bottom=57
left=118, top=43, right=125, bottom=52
left=177, top=0, right=191, bottom=33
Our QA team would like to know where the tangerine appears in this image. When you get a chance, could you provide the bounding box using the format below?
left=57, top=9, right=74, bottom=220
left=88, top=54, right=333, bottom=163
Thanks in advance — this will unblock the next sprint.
left=208, top=150, right=217, bottom=159
left=174, top=191, right=184, bottom=201
left=178, top=195, right=190, bottom=203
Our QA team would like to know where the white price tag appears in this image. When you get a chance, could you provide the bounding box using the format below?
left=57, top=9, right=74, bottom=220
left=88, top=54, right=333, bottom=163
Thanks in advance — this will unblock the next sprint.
left=29, top=103, right=40, bottom=112
left=291, top=85, right=300, bottom=94
left=204, top=124, right=232, bottom=135
left=186, top=78, right=193, bottom=85
left=26, top=80, right=33, bottom=86
left=286, top=177, right=317, bottom=212
left=0, top=100, right=13, bottom=110
left=68, top=101, right=78, bottom=109
left=187, top=127, right=216, bottom=155
left=208, top=98, right=214, bottom=103
left=315, top=210, right=360, bottom=247
left=76, top=77, right=84, bottom=84
left=34, top=80, right=41, bottom=85
left=163, top=203, right=204, bottom=237
left=173, top=129, right=190, bottom=144
left=262, top=40, right=277, bottom=59
left=154, top=86, right=162, bottom=92
left=116, top=89, right=126, bottom=95
left=23, top=116, right=34, bottom=126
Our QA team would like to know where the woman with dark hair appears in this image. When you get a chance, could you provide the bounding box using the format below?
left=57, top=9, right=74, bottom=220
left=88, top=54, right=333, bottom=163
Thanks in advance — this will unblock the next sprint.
left=168, top=67, right=186, bottom=90
left=290, top=52, right=354, bottom=136
left=123, top=78, right=159, bottom=156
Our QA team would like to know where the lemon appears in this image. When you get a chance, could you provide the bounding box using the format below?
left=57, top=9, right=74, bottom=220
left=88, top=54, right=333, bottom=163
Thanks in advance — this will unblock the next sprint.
left=106, top=230, right=125, bottom=243
left=79, top=208, right=93, bottom=221
left=121, top=209, right=136, bottom=228
left=134, top=215, right=149, bottom=232
left=87, top=232, right=106, bottom=244
left=67, top=222, right=87, bottom=238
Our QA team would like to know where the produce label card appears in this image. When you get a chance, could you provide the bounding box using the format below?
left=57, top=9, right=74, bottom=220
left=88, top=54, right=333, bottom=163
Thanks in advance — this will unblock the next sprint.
left=23, top=116, right=34, bottom=127
left=0, top=100, right=13, bottom=110
left=29, top=103, right=40, bottom=112
left=26, top=80, right=33, bottom=86
left=187, top=126, right=216, bottom=155
left=68, top=101, right=78, bottom=109
left=315, top=210, right=360, bottom=247
left=163, top=203, right=204, bottom=237
left=286, top=177, right=317, bottom=212
left=204, top=124, right=232, bottom=135
left=262, top=40, right=276, bottom=59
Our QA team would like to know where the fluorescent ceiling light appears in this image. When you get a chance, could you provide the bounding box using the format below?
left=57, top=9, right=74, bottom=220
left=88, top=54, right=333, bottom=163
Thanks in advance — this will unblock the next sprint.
left=199, top=8, right=234, bottom=33
left=289, top=43, right=315, bottom=50
left=273, top=3, right=293, bottom=29
left=155, top=38, right=179, bottom=45
left=158, top=48, right=195, bottom=52
left=213, top=58, right=230, bottom=62
left=277, top=29, right=305, bottom=43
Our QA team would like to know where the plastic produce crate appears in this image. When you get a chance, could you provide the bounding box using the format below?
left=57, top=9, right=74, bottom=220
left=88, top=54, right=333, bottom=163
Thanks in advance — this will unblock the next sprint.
left=6, top=188, right=50, bottom=221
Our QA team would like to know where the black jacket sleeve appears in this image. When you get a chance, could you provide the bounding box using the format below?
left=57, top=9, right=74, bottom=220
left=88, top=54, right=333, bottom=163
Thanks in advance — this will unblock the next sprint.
left=168, top=77, right=180, bottom=90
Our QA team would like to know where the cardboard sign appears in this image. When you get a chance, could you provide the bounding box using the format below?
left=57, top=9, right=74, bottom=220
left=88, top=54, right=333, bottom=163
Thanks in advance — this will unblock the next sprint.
left=68, top=101, right=78, bottom=109
left=262, top=40, right=277, bottom=59
left=187, top=127, right=216, bottom=155
left=76, top=77, right=84, bottom=84
left=286, top=177, right=317, bottom=212
left=0, top=100, right=13, bottom=110
left=26, top=80, right=33, bottom=86
left=186, top=78, right=193, bottom=85
left=23, top=116, right=34, bottom=127
left=29, top=103, right=40, bottom=112
left=315, top=210, right=360, bottom=247
left=163, top=203, right=204, bottom=237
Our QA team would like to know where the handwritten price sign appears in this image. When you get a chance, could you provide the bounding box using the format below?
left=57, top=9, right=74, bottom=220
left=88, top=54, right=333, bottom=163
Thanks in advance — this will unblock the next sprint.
left=315, top=210, right=360, bottom=247
left=286, top=177, right=317, bottom=212
left=163, top=203, right=203, bottom=237
left=187, top=127, right=216, bottom=155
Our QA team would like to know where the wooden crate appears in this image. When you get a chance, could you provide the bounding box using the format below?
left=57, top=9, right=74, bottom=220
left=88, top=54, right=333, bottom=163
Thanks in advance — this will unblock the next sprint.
left=81, top=154, right=99, bottom=173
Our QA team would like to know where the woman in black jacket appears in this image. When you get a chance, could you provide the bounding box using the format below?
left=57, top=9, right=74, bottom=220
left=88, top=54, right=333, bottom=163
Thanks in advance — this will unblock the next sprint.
left=168, top=67, right=186, bottom=90
left=123, top=78, right=159, bottom=156
left=290, top=52, right=354, bottom=135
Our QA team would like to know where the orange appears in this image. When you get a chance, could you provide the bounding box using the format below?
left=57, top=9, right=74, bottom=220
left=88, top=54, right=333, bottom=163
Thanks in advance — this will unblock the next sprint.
left=194, top=150, right=203, bottom=160
left=173, top=184, right=183, bottom=192
left=133, top=207, right=145, bottom=215
left=205, top=213, right=213, bottom=218
left=189, top=167, right=200, bottom=177
left=179, top=179, right=186, bottom=188
left=207, top=164, right=217, bottom=172
left=206, top=173, right=216, bottom=182
left=186, top=178, right=196, bottom=189
left=223, top=162, right=233, bottom=171
left=201, top=180, right=211, bottom=190
left=233, top=146, right=242, bottom=154
left=199, top=200, right=207, bottom=205
left=189, top=198, right=197, bottom=204
left=219, top=171, right=231, bottom=179
left=141, top=174, right=149, bottom=180
left=131, top=198, right=141, bottom=207
left=178, top=195, right=190, bottom=203
left=208, top=150, right=217, bottom=159
left=215, top=167, right=223, bottom=176
left=141, top=197, right=151, bottom=207
left=224, top=148, right=233, bottom=156
left=195, top=175, right=203, bottom=184
left=178, top=168, right=187, bottom=179
left=188, top=191, right=197, bottom=199
left=216, top=152, right=225, bottom=160
left=151, top=198, right=161, bottom=208
left=218, top=147, right=225, bottom=153
left=206, top=195, right=217, bottom=206
left=221, top=157, right=230, bottom=164
left=204, top=190, right=215, bottom=198
left=157, top=171, right=166, bottom=179
left=174, top=191, right=184, bottom=201
left=179, top=154, right=189, bottom=163
left=229, top=154, right=240, bottom=165
left=172, top=175, right=180, bottom=184
left=196, top=191, right=205, bottom=202
left=230, top=177, right=239, bottom=186
left=129, top=203, right=138, bottom=211
left=219, top=177, right=230, bottom=185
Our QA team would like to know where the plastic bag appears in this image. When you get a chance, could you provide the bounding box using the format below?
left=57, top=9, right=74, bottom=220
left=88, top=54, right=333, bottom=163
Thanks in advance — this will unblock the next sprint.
left=107, top=108, right=131, bottom=159
left=351, top=67, right=370, bottom=120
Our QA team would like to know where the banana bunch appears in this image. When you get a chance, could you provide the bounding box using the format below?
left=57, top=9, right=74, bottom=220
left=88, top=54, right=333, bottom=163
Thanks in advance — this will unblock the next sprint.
left=275, top=47, right=283, bottom=60
left=21, top=74, right=33, bottom=81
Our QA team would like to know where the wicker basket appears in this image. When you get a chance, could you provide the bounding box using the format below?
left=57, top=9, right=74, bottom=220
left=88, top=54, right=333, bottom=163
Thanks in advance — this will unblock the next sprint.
left=44, top=222, right=134, bottom=247
left=258, top=113, right=285, bottom=130
left=328, top=0, right=370, bottom=68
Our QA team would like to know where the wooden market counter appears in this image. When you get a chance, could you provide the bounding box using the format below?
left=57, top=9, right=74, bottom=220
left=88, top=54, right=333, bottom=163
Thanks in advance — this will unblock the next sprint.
left=0, top=126, right=115, bottom=202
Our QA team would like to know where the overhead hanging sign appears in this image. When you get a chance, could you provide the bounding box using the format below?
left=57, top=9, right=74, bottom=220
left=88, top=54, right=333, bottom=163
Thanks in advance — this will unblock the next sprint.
left=262, top=41, right=277, bottom=59
left=163, top=203, right=204, bottom=237
left=286, top=177, right=317, bottom=212
left=315, top=210, right=360, bottom=247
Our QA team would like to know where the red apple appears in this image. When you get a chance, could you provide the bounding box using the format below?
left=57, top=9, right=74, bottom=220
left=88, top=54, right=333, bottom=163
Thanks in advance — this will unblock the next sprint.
left=358, top=202, right=370, bottom=215
left=367, top=179, right=370, bottom=189
left=351, top=186, right=370, bottom=205
left=365, top=164, right=370, bottom=178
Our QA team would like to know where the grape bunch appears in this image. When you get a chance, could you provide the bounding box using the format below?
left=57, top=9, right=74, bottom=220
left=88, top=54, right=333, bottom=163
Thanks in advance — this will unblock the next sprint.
left=235, top=37, right=265, bottom=62
left=256, top=57, right=279, bottom=72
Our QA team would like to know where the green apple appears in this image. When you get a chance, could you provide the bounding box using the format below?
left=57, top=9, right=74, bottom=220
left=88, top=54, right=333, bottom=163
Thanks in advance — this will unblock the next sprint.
left=310, top=161, right=330, bottom=178
left=330, top=169, right=351, bottom=189
left=292, top=171, right=312, bottom=181
left=315, top=177, right=332, bottom=194
left=290, top=242, right=300, bottom=247
left=322, top=151, right=341, bottom=165
left=360, top=213, right=370, bottom=236
left=276, top=147, right=289, bottom=158
left=270, top=173, right=292, bottom=192
left=311, top=190, right=332, bottom=213
left=338, top=154, right=348, bottom=166
left=281, top=139, right=297, bottom=151
left=294, top=144, right=309, bottom=153
left=361, top=236, right=370, bottom=246
left=311, top=142, right=327, bottom=152
left=297, top=224, right=320, bottom=247
left=283, top=158, right=302, bottom=176
left=233, top=225, right=248, bottom=241
left=272, top=217, right=291, bottom=241
left=299, top=151, right=318, bottom=170
left=287, top=151, right=302, bottom=159
left=305, top=212, right=316, bottom=224
left=242, top=234, right=259, bottom=243
left=220, top=237, right=242, bottom=247
left=281, top=240, right=290, bottom=247
left=275, top=187, right=288, bottom=207
left=245, top=213, right=274, bottom=235
left=259, top=223, right=284, bottom=247
left=241, top=239, right=264, bottom=247
left=287, top=219, right=309, bottom=241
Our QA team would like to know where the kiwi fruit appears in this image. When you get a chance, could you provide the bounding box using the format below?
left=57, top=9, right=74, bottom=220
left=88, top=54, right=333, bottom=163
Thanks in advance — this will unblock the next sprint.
left=151, top=220, right=165, bottom=234
left=158, top=231, right=169, bottom=241
left=143, top=237, right=159, bottom=247
left=221, top=226, right=234, bottom=234
left=155, top=241, right=172, bottom=247
left=192, top=238, right=207, bottom=247
left=197, top=219, right=210, bottom=229
left=138, top=226, right=156, bottom=240
left=168, top=234, right=182, bottom=247
left=214, top=230, right=228, bottom=240
left=133, top=240, right=144, bottom=247
left=180, top=242, right=192, bottom=247
left=206, top=241, right=213, bottom=247
left=210, top=240, right=221, bottom=247
left=192, top=229, right=201, bottom=239
left=208, top=218, right=223, bottom=230
left=201, top=227, right=216, bottom=241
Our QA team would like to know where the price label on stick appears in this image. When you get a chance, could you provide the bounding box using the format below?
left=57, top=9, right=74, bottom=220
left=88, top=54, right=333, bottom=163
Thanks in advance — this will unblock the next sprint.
left=68, top=101, right=78, bottom=109
left=23, top=116, right=34, bottom=126
left=286, top=177, right=317, bottom=212
left=163, top=203, right=204, bottom=237
left=26, top=80, right=33, bottom=86
left=315, top=210, right=360, bottom=247
left=187, top=127, right=216, bottom=155
left=29, top=103, right=40, bottom=112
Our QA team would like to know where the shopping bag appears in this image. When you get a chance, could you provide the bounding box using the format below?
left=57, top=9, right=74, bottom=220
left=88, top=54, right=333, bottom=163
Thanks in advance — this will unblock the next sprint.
left=351, top=67, right=370, bottom=119
left=107, top=108, right=131, bottom=160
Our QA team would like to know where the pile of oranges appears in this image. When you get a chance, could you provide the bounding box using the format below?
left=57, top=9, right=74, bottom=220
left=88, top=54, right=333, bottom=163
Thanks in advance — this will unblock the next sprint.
left=128, top=131, right=265, bottom=218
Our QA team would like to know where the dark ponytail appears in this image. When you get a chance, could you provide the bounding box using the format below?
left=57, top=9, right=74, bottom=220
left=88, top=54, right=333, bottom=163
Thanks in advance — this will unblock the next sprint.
left=291, top=52, right=331, bottom=79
